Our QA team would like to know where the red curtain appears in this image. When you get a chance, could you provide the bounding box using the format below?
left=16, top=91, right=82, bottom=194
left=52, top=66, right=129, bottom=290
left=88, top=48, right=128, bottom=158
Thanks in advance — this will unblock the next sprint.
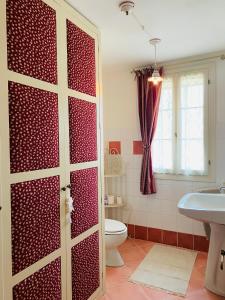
left=135, top=67, right=163, bottom=195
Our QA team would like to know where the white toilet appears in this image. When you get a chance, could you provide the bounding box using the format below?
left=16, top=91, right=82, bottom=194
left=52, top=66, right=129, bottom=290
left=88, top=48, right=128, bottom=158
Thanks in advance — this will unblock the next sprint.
left=105, top=218, right=127, bottom=267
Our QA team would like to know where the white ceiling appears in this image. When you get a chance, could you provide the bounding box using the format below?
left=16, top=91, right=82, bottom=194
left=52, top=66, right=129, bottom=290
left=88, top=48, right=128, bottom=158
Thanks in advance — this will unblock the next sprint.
left=66, top=0, right=225, bottom=68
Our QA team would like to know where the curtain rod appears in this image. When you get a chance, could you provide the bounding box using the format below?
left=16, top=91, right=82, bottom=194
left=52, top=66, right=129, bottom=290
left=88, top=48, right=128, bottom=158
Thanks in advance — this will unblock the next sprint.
left=131, top=53, right=225, bottom=73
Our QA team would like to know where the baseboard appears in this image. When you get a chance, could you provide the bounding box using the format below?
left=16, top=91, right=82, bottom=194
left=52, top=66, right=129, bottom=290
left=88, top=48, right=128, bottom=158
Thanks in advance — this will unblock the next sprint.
left=127, top=224, right=209, bottom=252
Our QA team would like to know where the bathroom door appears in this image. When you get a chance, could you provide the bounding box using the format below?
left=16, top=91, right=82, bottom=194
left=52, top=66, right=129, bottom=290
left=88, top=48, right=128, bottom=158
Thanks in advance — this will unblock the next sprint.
left=0, top=0, right=68, bottom=299
left=65, top=9, right=104, bottom=300
left=0, top=0, right=104, bottom=299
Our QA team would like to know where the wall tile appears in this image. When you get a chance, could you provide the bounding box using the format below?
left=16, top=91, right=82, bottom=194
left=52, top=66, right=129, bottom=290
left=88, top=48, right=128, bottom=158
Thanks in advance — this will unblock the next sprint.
left=160, top=213, right=177, bottom=232
left=148, top=228, right=162, bottom=243
left=121, top=209, right=131, bottom=224
left=147, top=198, right=161, bottom=212
left=131, top=197, right=150, bottom=212
left=127, top=224, right=135, bottom=238
left=160, top=199, right=178, bottom=214
left=162, top=230, right=178, bottom=246
left=133, top=141, right=143, bottom=155
left=177, top=214, right=193, bottom=235
left=178, top=232, right=194, bottom=250
left=126, top=182, right=142, bottom=197
left=192, top=220, right=205, bottom=236
left=109, top=141, right=121, bottom=154
left=154, top=183, right=175, bottom=200
left=194, top=235, right=209, bottom=252
left=126, top=171, right=140, bottom=184
left=135, top=225, right=147, bottom=240
left=126, top=155, right=143, bottom=170
left=126, top=225, right=209, bottom=252
left=130, top=211, right=148, bottom=227
left=147, top=212, right=162, bottom=229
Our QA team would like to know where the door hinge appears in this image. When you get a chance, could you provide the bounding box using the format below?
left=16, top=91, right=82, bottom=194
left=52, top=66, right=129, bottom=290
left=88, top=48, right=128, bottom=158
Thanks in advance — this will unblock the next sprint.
left=208, top=79, right=211, bottom=84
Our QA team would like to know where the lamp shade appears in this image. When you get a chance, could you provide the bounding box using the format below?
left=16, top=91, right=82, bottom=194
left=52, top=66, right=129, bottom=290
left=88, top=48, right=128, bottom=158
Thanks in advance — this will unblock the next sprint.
left=148, top=68, right=163, bottom=85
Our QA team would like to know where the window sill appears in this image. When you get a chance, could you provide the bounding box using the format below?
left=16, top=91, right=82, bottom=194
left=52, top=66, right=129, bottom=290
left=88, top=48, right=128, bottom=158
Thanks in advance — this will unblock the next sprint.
left=154, top=172, right=216, bottom=183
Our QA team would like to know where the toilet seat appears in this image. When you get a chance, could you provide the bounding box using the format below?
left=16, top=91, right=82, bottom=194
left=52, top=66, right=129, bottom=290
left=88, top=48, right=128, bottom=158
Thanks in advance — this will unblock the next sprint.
left=105, top=219, right=127, bottom=235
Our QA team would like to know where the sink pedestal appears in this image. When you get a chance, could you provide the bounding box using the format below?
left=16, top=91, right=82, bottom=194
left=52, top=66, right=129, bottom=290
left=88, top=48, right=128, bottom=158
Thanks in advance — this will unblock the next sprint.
left=205, top=224, right=225, bottom=296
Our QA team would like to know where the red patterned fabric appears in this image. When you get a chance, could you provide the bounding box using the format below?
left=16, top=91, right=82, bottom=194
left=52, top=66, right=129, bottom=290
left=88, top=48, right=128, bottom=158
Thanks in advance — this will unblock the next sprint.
left=69, top=97, right=97, bottom=163
left=135, top=68, right=163, bottom=195
left=67, top=20, right=96, bottom=96
left=11, top=176, right=60, bottom=275
left=7, top=0, right=57, bottom=84
left=13, top=258, right=61, bottom=299
left=72, top=232, right=99, bottom=300
left=70, top=168, right=98, bottom=238
left=9, top=82, right=59, bottom=173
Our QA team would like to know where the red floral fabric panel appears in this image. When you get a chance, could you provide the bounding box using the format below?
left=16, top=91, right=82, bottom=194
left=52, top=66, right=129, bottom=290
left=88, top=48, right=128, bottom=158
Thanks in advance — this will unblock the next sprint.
left=70, top=168, right=98, bottom=238
left=9, top=82, right=59, bottom=173
left=67, top=20, right=96, bottom=96
left=69, top=97, right=97, bottom=164
left=7, top=0, right=57, bottom=84
left=11, top=176, right=60, bottom=275
left=13, top=258, right=61, bottom=299
left=72, top=232, right=99, bottom=300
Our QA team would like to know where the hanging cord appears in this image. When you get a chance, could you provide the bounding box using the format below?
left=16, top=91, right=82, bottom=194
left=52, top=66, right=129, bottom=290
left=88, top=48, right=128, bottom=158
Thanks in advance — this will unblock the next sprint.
left=154, top=43, right=157, bottom=67
left=131, top=12, right=151, bottom=38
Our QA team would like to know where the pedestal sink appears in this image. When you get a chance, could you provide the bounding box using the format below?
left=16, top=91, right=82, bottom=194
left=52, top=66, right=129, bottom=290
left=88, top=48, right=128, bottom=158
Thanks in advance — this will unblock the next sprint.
left=178, top=193, right=225, bottom=297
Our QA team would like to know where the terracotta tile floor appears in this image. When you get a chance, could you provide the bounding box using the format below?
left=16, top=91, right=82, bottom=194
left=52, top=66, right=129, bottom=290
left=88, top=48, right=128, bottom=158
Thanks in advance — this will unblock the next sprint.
left=100, top=238, right=225, bottom=300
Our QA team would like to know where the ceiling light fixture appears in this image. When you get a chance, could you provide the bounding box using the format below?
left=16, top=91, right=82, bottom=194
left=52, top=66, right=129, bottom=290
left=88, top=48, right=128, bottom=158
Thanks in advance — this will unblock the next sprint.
left=119, top=1, right=135, bottom=16
left=148, top=38, right=163, bottom=85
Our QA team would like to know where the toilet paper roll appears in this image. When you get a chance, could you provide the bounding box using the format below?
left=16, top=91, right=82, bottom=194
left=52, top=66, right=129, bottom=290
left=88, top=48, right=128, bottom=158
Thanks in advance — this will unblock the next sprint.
left=117, top=196, right=123, bottom=205
left=108, top=195, right=115, bottom=205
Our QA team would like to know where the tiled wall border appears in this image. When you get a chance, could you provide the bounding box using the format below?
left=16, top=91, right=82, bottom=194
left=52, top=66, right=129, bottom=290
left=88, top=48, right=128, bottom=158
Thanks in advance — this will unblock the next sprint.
left=133, top=141, right=143, bottom=155
left=127, top=224, right=209, bottom=252
left=108, top=141, right=121, bottom=154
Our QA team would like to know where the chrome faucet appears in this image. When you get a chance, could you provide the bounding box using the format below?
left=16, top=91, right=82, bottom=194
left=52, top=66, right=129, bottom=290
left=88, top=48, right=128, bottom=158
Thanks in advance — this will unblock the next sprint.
left=219, top=186, right=225, bottom=194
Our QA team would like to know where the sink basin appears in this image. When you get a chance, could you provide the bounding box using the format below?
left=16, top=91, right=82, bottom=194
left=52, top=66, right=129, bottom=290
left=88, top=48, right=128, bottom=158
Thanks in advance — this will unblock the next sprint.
left=178, top=192, right=225, bottom=297
left=178, top=193, right=225, bottom=225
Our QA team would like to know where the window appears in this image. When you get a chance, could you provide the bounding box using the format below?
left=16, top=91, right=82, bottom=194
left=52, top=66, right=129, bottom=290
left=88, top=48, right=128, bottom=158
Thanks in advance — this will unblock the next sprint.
left=152, top=64, right=215, bottom=180
left=152, top=78, right=174, bottom=173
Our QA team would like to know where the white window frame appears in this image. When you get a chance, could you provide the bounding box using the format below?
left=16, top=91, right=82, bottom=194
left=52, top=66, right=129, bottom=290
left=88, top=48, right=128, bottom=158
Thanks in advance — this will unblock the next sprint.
left=154, top=61, right=216, bottom=182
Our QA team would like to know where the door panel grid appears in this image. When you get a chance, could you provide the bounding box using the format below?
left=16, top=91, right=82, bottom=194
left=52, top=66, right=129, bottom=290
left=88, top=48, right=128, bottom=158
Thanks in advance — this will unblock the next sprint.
left=71, top=232, right=100, bottom=300
left=0, top=0, right=103, bottom=299
left=67, top=19, right=96, bottom=96
left=68, top=97, right=97, bottom=164
left=66, top=9, right=101, bottom=298
left=70, top=168, right=98, bottom=238
left=11, top=176, right=61, bottom=275
left=7, top=0, right=58, bottom=84
left=9, top=82, right=59, bottom=173
left=13, top=258, right=62, bottom=300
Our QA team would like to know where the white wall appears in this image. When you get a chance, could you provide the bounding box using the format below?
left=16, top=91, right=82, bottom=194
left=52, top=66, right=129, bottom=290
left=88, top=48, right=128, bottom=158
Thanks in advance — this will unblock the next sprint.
left=103, top=59, right=225, bottom=236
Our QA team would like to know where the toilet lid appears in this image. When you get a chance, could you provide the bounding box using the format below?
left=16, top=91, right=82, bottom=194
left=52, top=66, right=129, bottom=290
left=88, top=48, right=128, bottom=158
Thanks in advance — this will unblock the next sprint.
left=105, top=219, right=126, bottom=234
